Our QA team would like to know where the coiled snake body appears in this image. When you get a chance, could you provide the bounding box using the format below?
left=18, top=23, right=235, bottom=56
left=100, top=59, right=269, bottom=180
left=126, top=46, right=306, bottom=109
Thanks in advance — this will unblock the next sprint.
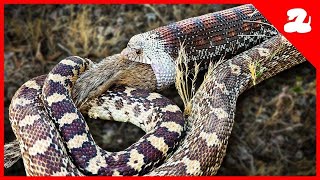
left=10, top=57, right=185, bottom=176
left=7, top=4, right=306, bottom=176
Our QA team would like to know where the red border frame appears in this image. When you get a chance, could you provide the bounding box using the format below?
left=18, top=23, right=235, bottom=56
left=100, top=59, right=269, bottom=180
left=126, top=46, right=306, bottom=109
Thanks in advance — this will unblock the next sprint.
left=1, top=0, right=319, bottom=178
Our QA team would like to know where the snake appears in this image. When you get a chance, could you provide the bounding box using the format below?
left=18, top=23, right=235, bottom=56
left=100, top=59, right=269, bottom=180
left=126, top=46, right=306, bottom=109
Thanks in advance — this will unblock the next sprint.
left=72, top=4, right=277, bottom=106
left=6, top=4, right=306, bottom=176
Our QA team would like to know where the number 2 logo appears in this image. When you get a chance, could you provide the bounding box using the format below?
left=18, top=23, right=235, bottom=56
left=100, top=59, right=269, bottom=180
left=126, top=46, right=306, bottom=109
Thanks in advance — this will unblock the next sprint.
left=284, top=8, right=311, bottom=33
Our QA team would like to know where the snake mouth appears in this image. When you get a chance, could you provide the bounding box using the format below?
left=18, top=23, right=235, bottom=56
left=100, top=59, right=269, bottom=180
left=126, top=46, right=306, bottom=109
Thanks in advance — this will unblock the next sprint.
left=121, top=46, right=149, bottom=64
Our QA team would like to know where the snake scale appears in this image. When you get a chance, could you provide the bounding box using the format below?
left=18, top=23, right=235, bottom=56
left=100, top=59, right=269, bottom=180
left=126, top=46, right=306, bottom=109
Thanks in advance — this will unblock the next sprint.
left=6, top=4, right=306, bottom=176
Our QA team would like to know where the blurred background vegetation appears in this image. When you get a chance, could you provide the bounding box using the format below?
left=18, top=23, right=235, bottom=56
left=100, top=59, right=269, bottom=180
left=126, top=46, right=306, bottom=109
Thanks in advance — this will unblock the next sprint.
left=4, top=4, right=316, bottom=176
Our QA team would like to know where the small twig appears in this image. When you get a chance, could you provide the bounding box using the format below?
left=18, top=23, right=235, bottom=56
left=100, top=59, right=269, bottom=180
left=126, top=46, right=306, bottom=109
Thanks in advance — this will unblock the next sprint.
left=271, top=123, right=303, bottom=134
left=242, top=20, right=277, bottom=29
left=247, top=9, right=259, bottom=18
left=144, top=4, right=167, bottom=24
left=237, top=34, right=273, bottom=38
left=57, top=43, right=73, bottom=56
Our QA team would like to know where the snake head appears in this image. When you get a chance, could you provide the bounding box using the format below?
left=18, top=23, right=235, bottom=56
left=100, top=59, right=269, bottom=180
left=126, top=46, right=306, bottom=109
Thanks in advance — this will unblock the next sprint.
left=121, top=32, right=176, bottom=90
left=121, top=32, right=167, bottom=64
left=121, top=34, right=147, bottom=63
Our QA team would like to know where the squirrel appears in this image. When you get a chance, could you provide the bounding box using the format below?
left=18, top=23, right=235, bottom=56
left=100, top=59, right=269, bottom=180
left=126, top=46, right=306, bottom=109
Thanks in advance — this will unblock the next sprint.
left=72, top=54, right=156, bottom=108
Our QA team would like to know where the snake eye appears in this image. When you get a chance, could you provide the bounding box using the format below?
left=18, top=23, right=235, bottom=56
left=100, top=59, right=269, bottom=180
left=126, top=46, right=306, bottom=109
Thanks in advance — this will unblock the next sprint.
left=136, top=49, right=142, bottom=55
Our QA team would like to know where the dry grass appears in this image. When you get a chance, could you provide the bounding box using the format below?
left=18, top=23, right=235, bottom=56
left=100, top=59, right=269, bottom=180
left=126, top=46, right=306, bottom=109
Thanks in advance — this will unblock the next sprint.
left=175, top=44, right=227, bottom=116
left=248, top=40, right=288, bottom=86
left=248, top=60, right=267, bottom=86
left=175, top=44, right=200, bottom=116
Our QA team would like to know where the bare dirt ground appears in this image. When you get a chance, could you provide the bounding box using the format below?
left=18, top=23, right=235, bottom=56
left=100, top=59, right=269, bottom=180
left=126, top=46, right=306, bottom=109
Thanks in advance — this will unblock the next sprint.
left=4, top=5, right=315, bottom=176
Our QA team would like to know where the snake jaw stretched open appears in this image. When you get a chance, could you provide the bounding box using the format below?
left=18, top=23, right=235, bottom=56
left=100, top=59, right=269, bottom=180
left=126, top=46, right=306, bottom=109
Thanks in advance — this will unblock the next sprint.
left=121, top=32, right=176, bottom=90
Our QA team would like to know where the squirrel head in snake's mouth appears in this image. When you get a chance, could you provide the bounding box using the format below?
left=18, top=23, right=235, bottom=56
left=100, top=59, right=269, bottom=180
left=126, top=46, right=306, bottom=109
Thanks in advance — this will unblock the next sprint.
left=121, top=32, right=176, bottom=90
